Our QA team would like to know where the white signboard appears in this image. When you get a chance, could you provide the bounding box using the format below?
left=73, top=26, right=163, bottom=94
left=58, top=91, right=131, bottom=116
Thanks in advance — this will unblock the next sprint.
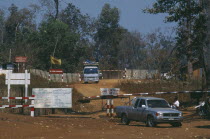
left=5, top=70, right=30, bottom=102
left=6, top=80, right=30, bottom=85
left=100, top=88, right=120, bottom=96
left=33, top=88, right=72, bottom=108
left=6, top=73, right=30, bottom=80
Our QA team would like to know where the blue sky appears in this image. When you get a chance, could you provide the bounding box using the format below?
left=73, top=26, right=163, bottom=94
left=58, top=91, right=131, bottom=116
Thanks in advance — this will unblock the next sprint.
left=0, top=0, right=176, bottom=34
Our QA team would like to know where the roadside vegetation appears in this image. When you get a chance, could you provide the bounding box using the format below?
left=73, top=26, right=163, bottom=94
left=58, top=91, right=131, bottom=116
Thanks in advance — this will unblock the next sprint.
left=117, top=79, right=203, bottom=94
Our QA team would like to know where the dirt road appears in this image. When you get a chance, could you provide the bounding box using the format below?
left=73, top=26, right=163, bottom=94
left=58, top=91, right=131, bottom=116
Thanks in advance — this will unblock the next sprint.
left=72, top=79, right=123, bottom=97
left=0, top=110, right=210, bottom=139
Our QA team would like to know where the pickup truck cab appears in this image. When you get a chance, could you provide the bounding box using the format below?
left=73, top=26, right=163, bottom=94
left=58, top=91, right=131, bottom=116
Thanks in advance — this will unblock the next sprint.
left=115, top=97, right=183, bottom=127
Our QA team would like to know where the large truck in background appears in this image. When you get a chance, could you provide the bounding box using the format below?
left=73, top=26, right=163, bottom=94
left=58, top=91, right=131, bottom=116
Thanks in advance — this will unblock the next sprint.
left=83, top=61, right=100, bottom=83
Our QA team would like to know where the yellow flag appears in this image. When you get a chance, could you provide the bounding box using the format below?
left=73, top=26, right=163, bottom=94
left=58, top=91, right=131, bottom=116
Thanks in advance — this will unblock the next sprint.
left=50, top=56, right=61, bottom=65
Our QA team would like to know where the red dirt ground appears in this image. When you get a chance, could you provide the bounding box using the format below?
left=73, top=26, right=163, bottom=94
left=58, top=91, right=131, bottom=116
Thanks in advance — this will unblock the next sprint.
left=1, top=79, right=210, bottom=139
left=0, top=110, right=210, bottom=139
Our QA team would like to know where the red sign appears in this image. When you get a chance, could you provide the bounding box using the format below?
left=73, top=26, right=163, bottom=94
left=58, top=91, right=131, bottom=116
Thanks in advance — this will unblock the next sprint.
left=49, top=69, right=63, bottom=74
left=15, top=56, right=27, bottom=63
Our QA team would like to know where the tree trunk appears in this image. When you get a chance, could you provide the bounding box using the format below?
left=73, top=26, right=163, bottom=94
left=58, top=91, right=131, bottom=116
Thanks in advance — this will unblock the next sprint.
left=204, top=0, right=210, bottom=89
left=54, top=0, right=59, bottom=19
left=187, top=1, right=193, bottom=79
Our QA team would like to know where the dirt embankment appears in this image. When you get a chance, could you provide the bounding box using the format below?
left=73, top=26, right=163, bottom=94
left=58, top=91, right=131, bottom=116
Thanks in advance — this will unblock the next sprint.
left=72, top=79, right=125, bottom=97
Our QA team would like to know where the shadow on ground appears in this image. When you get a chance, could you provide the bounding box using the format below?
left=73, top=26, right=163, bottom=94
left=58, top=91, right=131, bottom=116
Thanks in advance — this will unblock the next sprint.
left=195, top=125, right=210, bottom=129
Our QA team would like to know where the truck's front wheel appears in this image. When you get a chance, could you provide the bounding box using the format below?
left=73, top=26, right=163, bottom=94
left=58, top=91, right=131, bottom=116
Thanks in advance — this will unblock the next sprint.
left=146, top=116, right=157, bottom=127
left=121, top=114, right=130, bottom=125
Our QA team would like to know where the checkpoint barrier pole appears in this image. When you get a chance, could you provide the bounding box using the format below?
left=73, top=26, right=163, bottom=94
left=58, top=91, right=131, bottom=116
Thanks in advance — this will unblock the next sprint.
left=106, top=99, right=110, bottom=117
left=106, top=99, right=114, bottom=117
left=110, top=99, right=114, bottom=117
left=62, top=74, right=64, bottom=82
left=123, top=68, right=126, bottom=79
left=78, top=73, right=81, bottom=82
left=0, top=95, right=35, bottom=117
left=31, top=95, right=35, bottom=117
left=48, top=74, right=51, bottom=81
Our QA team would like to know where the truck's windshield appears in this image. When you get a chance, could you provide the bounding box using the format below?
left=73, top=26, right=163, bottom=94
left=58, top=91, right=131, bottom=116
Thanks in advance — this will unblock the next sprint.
left=147, top=100, right=170, bottom=108
left=84, top=68, right=98, bottom=74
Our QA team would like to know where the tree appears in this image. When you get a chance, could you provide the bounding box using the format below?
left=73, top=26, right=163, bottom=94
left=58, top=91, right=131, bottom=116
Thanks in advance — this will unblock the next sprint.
left=5, top=4, right=19, bottom=43
left=54, top=0, right=59, bottom=19
left=117, top=31, right=146, bottom=69
left=94, top=3, right=125, bottom=69
left=60, top=3, right=95, bottom=39
left=144, top=0, right=204, bottom=79
left=36, top=19, right=89, bottom=72
left=203, top=0, right=210, bottom=89
left=144, top=29, right=175, bottom=72
left=0, top=9, right=4, bottom=44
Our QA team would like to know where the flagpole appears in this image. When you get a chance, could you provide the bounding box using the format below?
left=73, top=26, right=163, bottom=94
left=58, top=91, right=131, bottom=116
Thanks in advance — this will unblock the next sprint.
left=51, top=36, right=59, bottom=69
left=53, top=36, right=59, bottom=57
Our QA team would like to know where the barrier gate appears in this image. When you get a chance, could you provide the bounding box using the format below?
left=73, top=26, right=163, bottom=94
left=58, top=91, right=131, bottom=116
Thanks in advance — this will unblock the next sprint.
left=100, top=88, right=120, bottom=117
left=0, top=95, right=35, bottom=117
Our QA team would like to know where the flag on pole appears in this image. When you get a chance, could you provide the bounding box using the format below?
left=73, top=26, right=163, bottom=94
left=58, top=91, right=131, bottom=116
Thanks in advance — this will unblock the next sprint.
left=50, top=56, right=61, bottom=65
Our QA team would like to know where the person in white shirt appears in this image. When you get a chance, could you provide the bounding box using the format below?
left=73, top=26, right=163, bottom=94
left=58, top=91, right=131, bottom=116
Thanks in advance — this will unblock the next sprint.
left=173, top=97, right=180, bottom=109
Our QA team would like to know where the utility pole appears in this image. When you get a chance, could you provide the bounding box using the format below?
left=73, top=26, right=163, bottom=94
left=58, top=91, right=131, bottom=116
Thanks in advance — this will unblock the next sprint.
left=9, top=49, right=11, bottom=63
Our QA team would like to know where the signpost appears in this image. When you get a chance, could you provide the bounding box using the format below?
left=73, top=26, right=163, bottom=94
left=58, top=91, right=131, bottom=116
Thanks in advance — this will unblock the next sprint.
left=32, top=88, right=72, bottom=108
left=5, top=70, right=30, bottom=102
left=100, top=88, right=120, bottom=116
left=15, top=56, right=27, bottom=72
left=100, top=88, right=120, bottom=96
left=49, top=69, right=63, bottom=74
left=49, top=69, right=64, bottom=82
left=15, top=56, right=27, bottom=63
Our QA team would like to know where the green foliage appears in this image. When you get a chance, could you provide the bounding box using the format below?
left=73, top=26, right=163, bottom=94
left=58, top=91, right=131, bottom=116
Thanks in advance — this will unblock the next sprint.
left=144, top=0, right=206, bottom=74
left=144, top=1, right=202, bottom=23
left=0, top=3, right=93, bottom=73
left=36, top=19, right=86, bottom=72
left=94, top=3, right=125, bottom=69
left=0, top=2, right=176, bottom=74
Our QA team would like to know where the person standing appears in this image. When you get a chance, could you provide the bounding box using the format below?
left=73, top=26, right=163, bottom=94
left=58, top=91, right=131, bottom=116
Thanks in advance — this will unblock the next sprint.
left=173, top=96, right=180, bottom=109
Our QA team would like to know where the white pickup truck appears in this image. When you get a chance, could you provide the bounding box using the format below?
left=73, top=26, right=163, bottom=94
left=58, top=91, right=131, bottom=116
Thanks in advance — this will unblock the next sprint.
left=115, top=97, right=183, bottom=127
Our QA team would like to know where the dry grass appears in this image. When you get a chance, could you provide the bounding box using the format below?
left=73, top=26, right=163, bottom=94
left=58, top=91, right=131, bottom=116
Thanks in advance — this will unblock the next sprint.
left=116, top=79, right=204, bottom=107
left=117, top=79, right=202, bottom=93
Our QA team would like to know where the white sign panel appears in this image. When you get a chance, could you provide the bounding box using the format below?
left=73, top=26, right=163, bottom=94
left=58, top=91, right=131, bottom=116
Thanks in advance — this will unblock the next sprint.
left=6, top=73, right=30, bottom=80
left=6, top=80, right=30, bottom=85
left=100, top=88, right=120, bottom=96
left=5, top=70, right=30, bottom=102
left=33, top=88, right=72, bottom=108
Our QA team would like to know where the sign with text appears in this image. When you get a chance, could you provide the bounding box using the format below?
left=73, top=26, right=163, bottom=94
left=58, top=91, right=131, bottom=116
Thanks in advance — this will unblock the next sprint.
left=6, top=73, right=30, bottom=80
left=100, top=88, right=120, bottom=96
left=15, top=56, right=27, bottom=63
left=5, top=70, right=30, bottom=102
left=32, top=88, right=72, bottom=108
left=49, top=69, right=63, bottom=74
